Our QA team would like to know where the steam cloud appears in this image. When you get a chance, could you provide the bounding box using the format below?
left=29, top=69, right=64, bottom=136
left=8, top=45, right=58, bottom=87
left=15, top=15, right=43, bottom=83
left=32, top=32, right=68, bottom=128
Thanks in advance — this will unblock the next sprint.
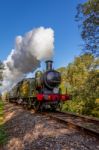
left=1, top=27, right=54, bottom=92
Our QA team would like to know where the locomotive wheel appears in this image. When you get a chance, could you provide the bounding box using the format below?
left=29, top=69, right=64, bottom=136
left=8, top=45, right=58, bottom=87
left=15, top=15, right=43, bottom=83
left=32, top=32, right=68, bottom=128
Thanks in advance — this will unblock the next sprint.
left=27, top=104, right=32, bottom=110
left=58, top=102, right=63, bottom=111
left=27, top=100, right=32, bottom=110
left=23, top=99, right=28, bottom=109
left=33, top=100, right=42, bottom=113
left=51, top=105, right=57, bottom=111
left=23, top=103, right=27, bottom=109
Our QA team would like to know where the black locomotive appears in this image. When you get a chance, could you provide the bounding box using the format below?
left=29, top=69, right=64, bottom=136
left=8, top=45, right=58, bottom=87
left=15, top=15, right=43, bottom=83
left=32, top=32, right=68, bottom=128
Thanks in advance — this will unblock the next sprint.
left=8, top=60, right=70, bottom=111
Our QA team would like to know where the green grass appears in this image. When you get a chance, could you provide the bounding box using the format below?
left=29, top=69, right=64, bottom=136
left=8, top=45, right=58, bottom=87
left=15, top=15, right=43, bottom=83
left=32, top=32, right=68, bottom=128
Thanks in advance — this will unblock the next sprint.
left=0, top=100, right=4, bottom=123
left=0, top=125, right=7, bottom=145
left=0, top=100, right=7, bottom=145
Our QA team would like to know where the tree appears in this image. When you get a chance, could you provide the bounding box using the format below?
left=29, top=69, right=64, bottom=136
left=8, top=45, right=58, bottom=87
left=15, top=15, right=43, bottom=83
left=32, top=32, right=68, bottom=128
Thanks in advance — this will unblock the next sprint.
left=58, top=54, right=99, bottom=116
left=76, top=0, right=99, bottom=57
left=0, top=61, right=4, bottom=85
left=66, top=54, right=95, bottom=94
left=80, top=70, right=99, bottom=115
left=0, top=61, right=4, bottom=98
left=58, top=54, right=96, bottom=95
left=57, top=67, right=72, bottom=94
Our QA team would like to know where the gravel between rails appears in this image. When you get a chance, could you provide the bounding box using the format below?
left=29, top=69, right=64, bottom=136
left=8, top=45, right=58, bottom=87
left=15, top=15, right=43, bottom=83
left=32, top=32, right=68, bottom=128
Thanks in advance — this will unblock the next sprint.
left=1, top=102, right=99, bottom=150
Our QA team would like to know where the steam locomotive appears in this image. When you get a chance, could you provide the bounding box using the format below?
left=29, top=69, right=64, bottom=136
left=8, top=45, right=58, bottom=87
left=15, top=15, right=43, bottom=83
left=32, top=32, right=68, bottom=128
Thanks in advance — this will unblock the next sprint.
left=8, top=60, right=70, bottom=111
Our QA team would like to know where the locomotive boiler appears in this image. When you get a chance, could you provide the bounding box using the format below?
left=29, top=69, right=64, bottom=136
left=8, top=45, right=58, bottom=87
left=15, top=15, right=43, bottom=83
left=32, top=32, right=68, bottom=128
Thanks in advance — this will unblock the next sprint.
left=8, top=60, right=70, bottom=111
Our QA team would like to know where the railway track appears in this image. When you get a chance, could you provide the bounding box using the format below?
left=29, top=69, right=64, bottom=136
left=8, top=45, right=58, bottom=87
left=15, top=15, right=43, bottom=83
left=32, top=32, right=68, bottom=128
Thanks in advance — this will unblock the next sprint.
left=3, top=102, right=99, bottom=150
left=6, top=101, right=99, bottom=138
left=44, top=111, right=99, bottom=138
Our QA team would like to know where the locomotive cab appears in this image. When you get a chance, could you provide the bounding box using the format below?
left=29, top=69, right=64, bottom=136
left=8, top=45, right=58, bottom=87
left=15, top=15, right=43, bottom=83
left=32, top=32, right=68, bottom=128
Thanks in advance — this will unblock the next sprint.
left=35, top=71, right=43, bottom=90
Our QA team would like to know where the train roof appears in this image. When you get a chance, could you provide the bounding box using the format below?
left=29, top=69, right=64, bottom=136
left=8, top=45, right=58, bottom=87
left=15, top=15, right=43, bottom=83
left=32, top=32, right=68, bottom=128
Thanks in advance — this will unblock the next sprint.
left=17, top=78, right=35, bottom=84
left=10, top=78, right=35, bottom=90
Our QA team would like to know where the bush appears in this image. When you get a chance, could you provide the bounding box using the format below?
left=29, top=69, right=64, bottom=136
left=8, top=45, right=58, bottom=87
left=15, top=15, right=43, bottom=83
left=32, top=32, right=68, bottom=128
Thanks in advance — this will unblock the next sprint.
left=91, top=105, right=99, bottom=118
left=62, top=98, right=99, bottom=118
left=0, top=100, right=7, bottom=145
left=62, top=99, right=85, bottom=114
left=0, top=125, right=7, bottom=145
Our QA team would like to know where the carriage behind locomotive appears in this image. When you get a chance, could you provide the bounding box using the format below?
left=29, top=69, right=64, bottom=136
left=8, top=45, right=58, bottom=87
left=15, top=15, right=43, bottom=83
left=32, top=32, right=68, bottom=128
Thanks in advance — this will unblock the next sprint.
left=8, top=60, right=70, bottom=111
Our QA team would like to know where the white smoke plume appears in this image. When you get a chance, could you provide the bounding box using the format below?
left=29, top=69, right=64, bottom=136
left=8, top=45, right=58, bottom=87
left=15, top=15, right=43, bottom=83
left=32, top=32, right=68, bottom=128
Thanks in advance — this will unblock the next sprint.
left=1, top=27, right=54, bottom=92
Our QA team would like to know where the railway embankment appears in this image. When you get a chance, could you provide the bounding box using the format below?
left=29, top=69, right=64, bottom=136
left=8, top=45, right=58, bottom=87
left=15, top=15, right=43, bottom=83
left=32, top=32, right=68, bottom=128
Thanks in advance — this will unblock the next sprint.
left=1, top=102, right=99, bottom=150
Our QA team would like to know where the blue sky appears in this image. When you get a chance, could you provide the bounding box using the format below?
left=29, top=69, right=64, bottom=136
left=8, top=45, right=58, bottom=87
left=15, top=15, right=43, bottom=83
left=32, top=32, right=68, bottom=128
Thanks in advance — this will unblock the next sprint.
left=0, top=0, right=87, bottom=69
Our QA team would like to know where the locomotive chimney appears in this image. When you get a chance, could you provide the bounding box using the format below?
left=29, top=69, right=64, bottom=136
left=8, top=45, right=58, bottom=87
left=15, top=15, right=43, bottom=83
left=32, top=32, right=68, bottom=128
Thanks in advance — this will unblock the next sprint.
left=45, top=60, right=53, bottom=71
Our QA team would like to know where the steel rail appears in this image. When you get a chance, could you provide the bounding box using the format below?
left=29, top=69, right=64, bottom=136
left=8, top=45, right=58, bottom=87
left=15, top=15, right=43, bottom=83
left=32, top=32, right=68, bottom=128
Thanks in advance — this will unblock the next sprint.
left=45, top=111, right=99, bottom=138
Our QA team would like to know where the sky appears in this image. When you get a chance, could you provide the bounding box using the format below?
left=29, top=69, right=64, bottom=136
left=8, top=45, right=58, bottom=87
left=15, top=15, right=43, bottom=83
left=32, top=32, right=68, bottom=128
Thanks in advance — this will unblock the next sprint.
left=0, top=0, right=87, bottom=70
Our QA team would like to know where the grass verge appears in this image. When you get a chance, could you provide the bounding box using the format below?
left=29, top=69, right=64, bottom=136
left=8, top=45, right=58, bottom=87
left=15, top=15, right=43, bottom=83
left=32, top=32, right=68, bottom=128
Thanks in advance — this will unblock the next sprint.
left=0, top=100, right=7, bottom=145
